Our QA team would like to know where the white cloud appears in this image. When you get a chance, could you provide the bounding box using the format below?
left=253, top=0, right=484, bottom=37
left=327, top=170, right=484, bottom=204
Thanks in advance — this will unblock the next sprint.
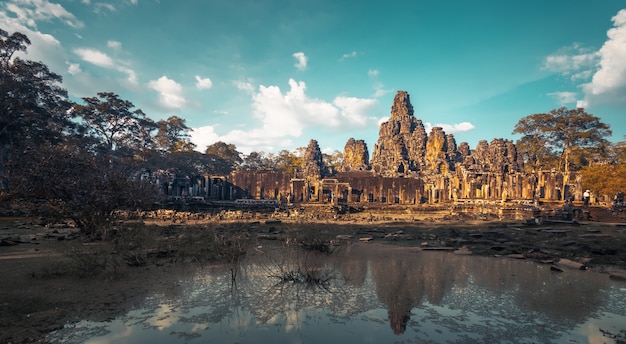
left=373, top=82, right=393, bottom=98
left=571, top=69, right=593, bottom=81
left=544, top=9, right=626, bottom=108
left=93, top=2, right=116, bottom=13
left=547, top=91, right=578, bottom=105
left=543, top=51, right=598, bottom=74
left=191, top=79, right=377, bottom=154
left=148, top=75, right=187, bottom=109
left=107, top=40, right=122, bottom=50
left=333, top=96, right=377, bottom=127
left=582, top=9, right=626, bottom=99
left=292, top=52, right=308, bottom=71
left=340, top=51, right=358, bottom=60
left=576, top=100, right=588, bottom=109
left=66, top=62, right=81, bottom=75
left=252, top=79, right=338, bottom=137
left=74, top=48, right=115, bottom=67
left=121, top=67, right=137, bottom=85
left=368, top=69, right=379, bottom=78
left=189, top=125, right=221, bottom=151
left=424, top=121, right=475, bottom=134
left=234, top=80, right=255, bottom=93
left=195, top=75, right=213, bottom=90
left=73, top=47, right=138, bottom=85
left=5, top=0, right=84, bottom=29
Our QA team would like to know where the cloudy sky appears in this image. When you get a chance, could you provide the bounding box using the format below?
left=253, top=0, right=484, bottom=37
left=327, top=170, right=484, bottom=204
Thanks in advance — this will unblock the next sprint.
left=2, top=0, right=625, bottom=155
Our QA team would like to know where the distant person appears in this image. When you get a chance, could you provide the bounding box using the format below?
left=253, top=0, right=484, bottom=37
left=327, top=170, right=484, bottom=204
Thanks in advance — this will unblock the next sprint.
left=614, top=191, right=624, bottom=206
left=583, top=189, right=591, bottom=206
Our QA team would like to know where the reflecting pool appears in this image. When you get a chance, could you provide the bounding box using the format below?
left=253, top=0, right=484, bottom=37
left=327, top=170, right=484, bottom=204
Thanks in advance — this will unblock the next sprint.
left=48, top=243, right=626, bottom=343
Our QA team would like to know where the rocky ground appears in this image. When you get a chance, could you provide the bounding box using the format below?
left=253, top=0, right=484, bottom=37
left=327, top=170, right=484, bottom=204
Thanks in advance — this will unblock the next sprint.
left=1, top=205, right=626, bottom=343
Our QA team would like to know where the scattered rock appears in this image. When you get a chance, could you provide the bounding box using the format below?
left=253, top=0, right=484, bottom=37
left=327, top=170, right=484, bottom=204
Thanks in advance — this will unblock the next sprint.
left=454, top=246, right=473, bottom=255
left=422, top=247, right=456, bottom=251
left=556, top=258, right=586, bottom=270
left=0, top=239, right=18, bottom=246
left=507, top=254, right=526, bottom=259
left=609, top=271, right=626, bottom=282
left=550, top=265, right=563, bottom=272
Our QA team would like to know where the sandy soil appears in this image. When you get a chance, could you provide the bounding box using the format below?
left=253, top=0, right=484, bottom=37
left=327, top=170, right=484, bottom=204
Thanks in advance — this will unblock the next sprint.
left=1, top=208, right=626, bottom=343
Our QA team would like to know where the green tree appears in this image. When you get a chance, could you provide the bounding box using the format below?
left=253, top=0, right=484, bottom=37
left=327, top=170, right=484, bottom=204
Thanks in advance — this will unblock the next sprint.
left=0, top=29, right=73, bottom=192
left=9, top=145, right=158, bottom=237
left=579, top=164, right=626, bottom=200
left=608, top=138, right=626, bottom=164
left=73, top=92, right=156, bottom=156
left=323, top=150, right=343, bottom=170
left=205, top=141, right=242, bottom=173
left=513, top=107, right=611, bottom=172
left=154, top=115, right=195, bottom=153
left=512, top=112, right=560, bottom=171
left=274, top=149, right=303, bottom=174
left=241, top=151, right=274, bottom=170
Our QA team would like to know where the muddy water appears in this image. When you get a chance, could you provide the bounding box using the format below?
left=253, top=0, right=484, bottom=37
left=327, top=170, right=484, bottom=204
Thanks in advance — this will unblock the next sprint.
left=48, top=243, right=626, bottom=343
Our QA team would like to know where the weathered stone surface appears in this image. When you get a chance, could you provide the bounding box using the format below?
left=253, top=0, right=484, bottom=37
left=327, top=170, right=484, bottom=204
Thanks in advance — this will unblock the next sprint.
left=341, top=138, right=369, bottom=172
left=425, top=127, right=449, bottom=174
left=302, top=139, right=324, bottom=180
left=370, top=91, right=429, bottom=176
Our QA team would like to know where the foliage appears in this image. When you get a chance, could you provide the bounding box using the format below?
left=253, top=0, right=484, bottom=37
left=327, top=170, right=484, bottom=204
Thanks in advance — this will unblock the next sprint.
left=240, top=151, right=276, bottom=170
left=239, top=149, right=312, bottom=174
left=323, top=150, right=343, bottom=172
left=202, top=141, right=242, bottom=174
left=167, top=150, right=234, bottom=176
left=513, top=107, right=611, bottom=171
left=1, top=29, right=74, bottom=191
left=73, top=92, right=156, bottom=155
left=8, top=145, right=158, bottom=237
left=579, top=164, right=626, bottom=199
left=154, top=115, right=195, bottom=153
left=275, top=149, right=303, bottom=174
left=607, top=139, right=626, bottom=164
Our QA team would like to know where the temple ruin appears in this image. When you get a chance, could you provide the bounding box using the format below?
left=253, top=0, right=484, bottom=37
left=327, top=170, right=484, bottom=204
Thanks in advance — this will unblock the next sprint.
left=154, top=90, right=581, bottom=207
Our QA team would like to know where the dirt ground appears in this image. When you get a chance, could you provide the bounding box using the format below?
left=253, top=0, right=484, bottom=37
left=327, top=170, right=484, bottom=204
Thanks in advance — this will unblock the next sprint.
left=1, top=206, right=626, bottom=343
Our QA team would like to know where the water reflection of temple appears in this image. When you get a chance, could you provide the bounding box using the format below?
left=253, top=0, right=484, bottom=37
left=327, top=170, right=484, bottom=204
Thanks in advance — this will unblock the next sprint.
left=330, top=244, right=609, bottom=335
left=237, top=244, right=609, bottom=336
left=50, top=245, right=622, bottom=343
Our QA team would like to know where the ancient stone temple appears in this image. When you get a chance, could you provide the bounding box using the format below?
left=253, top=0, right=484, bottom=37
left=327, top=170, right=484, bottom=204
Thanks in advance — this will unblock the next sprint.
left=302, top=139, right=324, bottom=180
left=340, top=138, right=369, bottom=172
left=162, top=90, right=582, bottom=206
left=370, top=90, right=428, bottom=176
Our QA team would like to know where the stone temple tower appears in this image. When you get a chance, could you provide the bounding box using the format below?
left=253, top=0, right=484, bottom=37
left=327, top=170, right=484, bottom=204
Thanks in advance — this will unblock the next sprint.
left=370, top=91, right=430, bottom=176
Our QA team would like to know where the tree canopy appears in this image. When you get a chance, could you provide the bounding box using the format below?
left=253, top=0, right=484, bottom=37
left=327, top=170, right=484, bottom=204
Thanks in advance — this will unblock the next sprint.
left=513, top=107, right=612, bottom=172
left=73, top=92, right=156, bottom=155
left=154, top=116, right=194, bottom=153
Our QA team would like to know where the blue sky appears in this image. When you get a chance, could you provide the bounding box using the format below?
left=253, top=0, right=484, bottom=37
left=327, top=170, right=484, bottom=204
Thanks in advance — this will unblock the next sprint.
left=2, top=0, right=625, bottom=155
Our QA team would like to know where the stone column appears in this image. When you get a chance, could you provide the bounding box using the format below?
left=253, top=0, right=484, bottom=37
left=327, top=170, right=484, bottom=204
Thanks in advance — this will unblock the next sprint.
left=347, top=186, right=352, bottom=204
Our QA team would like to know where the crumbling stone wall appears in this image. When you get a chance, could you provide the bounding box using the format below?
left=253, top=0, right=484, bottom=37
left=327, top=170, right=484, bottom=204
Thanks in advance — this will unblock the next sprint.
left=229, top=169, right=293, bottom=202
